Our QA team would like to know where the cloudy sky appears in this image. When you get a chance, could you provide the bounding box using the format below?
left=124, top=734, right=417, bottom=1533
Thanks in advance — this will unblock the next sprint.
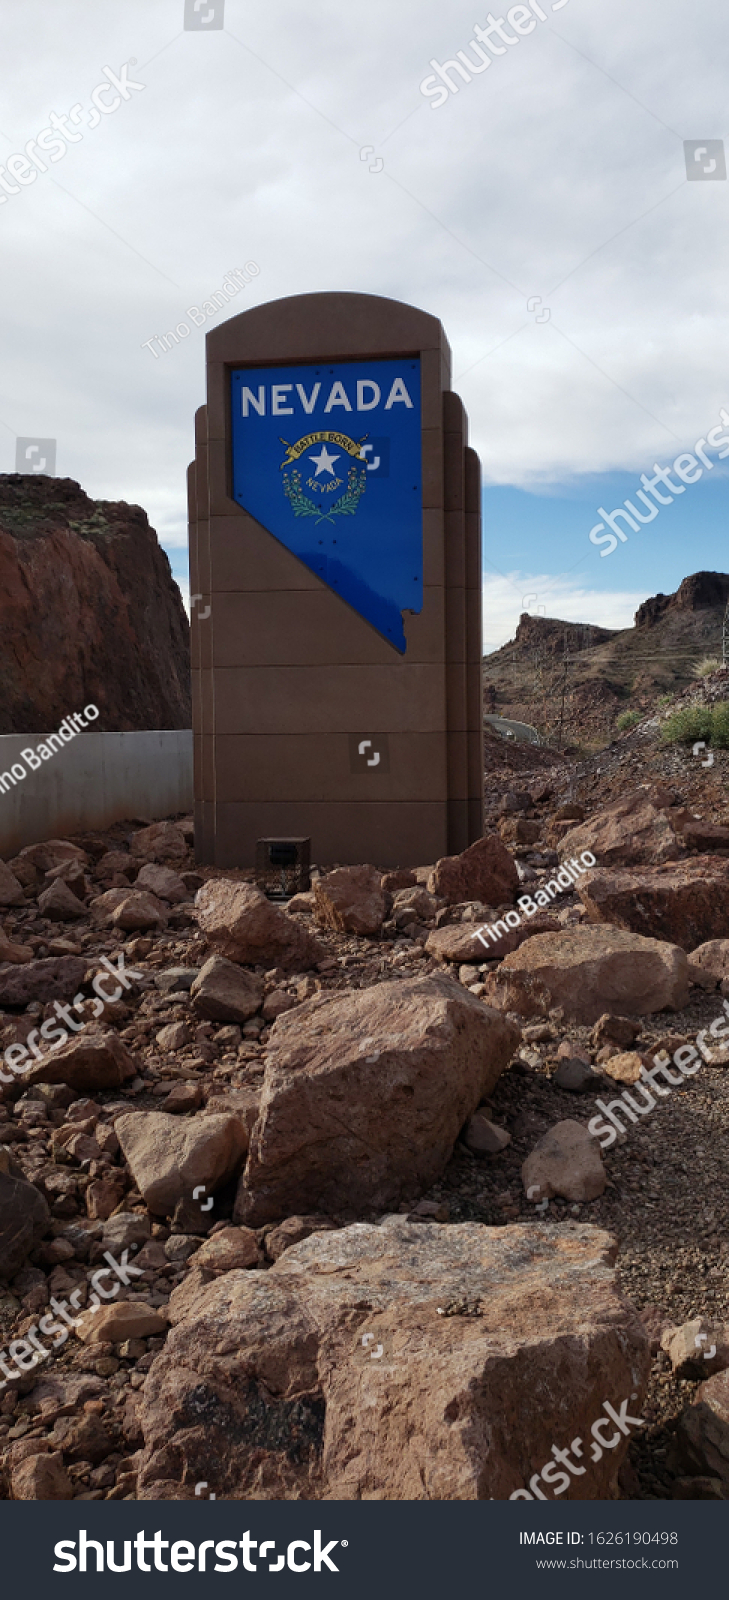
left=2, top=0, right=728, bottom=651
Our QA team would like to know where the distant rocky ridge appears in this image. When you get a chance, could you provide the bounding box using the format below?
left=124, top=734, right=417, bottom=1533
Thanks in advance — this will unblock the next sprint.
left=484, top=570, right=729, bottom=750
left=0, top=475, right=190, bottom=733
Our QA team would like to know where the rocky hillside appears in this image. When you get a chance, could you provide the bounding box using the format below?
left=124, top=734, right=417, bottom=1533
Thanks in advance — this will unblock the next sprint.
left=484, top=570, right=729, bottom=750
left=0, top=476, right=190, bottom=732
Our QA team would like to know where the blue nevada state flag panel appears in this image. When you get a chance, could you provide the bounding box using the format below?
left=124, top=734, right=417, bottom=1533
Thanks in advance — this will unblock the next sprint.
left=230, top=357, right=422, bottom=653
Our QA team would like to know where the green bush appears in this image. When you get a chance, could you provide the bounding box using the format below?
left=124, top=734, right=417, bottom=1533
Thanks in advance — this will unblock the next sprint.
left=616, top=710, right=641, bottom=732
left=711, top=703, right=729, bottom=747
left=661, top=705, right=714, bottom=745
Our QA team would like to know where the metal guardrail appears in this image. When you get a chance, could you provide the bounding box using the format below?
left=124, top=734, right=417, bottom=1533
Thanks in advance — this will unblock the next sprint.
left=484, top=715, right=542, bottom=746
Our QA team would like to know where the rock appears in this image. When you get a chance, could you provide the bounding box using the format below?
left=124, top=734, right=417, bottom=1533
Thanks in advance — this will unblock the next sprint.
left=285, top=891, right=315, bottom=914
left=154, top=966, right=200, bottom=994
left=195, top=880, right=324, bottom=971
left=135, top=862, right=189, bottom=903
left=137, top=1217, right=649, bottom=1501
left=557, top=786, right=680, bottom=868
left=95, top=851, right=135, bottom=880
left=0, top=955, right=87, bottom=1005
left=428, top=834, right=519, bottom=908
left=190, top=954, right=264, bottom=1023
left=89, top=887, right=136, bottom=922
left=381, top=870, right=417, bottom=893
left=313, top=865, right=386, bottom=936
left=662, top=1318, right=729, bottom=1379
left=156, top=1020, right=192, bottom=1052
left=676, top=1369, right=729, bottom=1490
left=102, top=1211, right=151, bottom=1254
left=190, top=1226, right=261, bottom=1273
left=688, top=941, right=729, bottom=988
left=553, top=1059, right=599, bottom=1093
left=37, top=879, right=88, bottom=920
left=261, top=989, right=298, bottom=1021
left=130, top=821, right=187, bottom=862
left=116, top=1110, right=249, bottom=1216
left=263, top=1214, right=338, bottom=1262
left=23, top=1031, right=138, bottom=1092
left=75, top=1300, right=168, bottom=1344
left=480, top=926, right=689, bottom=1024
left=427, top=915, right=559, bottom=964
left=463, top=1111, right=510, bottom=1154
left=0, top=1169, right=50, bottom=1277
left=522, top=1119, right=606, bottom=1202
left=234, top=974, right=520, bottom=1226
left=499, top=818, right=542, bottom=845
left=110, top=891, right=168, bottom=931
left=578, top=858, right=729, bottom=952
left=51, top=1413, right=114, bottom=1462
left=0, top=932, right=33, bottom=964
left=85, top=1170, right=129, bottom=1219
left=11, top=1451, right=72, bottom=1500
left=18, top=840, right=88, bottom=872
left=392, top=886, right=440, bottom=922
left=163, top=1083, right=203, bottom=1114
left=590, top=1014, right=642, bottom=1049
left=0, top=861, right=27, bottom=906
left=600, top=1051, right=643, bottom=1086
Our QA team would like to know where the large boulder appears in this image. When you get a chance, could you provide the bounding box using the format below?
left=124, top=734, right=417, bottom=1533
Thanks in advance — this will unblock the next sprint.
left=578, top=858, right=729, bottom=951
left=0, top=955, right=87, bottom=1006
left=428, top=834, right=519, bottom=907
left=195, top=881, right=324, bottom=972
left=557, top=786, right=680, bottom=868
left=115, top=1110, right=249, bottom=1216
left=0, top=1169, right=50, bottom=1279
left=137, top=1218, right=650, bottom=1501
left=234, top=974, right=520, bottom=1226
left=481, top=926, right=689, bottom=1024
left=23, top=1030, right=139, bottom=1092
left=313, top=865, right=386, bottom=936
left=190, top=955, right=264, bottom=1023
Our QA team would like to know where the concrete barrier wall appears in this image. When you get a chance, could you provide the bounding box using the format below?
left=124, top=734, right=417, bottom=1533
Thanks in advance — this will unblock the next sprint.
left=0, top=731, right=193, bottom=858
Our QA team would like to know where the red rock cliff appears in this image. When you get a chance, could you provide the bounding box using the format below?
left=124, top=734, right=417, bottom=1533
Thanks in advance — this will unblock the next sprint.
left=0, top=475, right=190, bottom=732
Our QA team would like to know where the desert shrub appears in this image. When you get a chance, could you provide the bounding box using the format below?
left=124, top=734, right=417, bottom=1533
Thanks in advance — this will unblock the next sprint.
left=711, top=703, right=729, bottom=747
left=616, top=710, right=641, bottom=732
left=661, top=706, right=713, bottom=744
left=694, top=657, right=723, bottom=677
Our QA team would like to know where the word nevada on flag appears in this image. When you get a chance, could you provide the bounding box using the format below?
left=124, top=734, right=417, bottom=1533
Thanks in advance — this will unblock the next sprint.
left=230, top=357, right=423, bottom=652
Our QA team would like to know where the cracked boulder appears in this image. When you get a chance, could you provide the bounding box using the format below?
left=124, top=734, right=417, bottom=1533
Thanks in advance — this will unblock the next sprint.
left=481, top=926, right=689, bottom=1025
left=234, top=973, right=520, bottom=1226
left=137, top=1217, right=649, bottom=1500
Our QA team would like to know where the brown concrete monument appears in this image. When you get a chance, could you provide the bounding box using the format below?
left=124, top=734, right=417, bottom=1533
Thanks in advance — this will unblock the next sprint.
left=188, top=291, right=482, bottom=868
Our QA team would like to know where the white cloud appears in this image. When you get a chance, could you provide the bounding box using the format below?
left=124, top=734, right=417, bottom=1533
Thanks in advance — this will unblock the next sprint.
left=482, top=572, right=648, bottom=654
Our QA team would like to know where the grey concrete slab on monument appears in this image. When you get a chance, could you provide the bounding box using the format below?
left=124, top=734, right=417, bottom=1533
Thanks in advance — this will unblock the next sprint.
left=189, top=290, right=483, bottom=868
